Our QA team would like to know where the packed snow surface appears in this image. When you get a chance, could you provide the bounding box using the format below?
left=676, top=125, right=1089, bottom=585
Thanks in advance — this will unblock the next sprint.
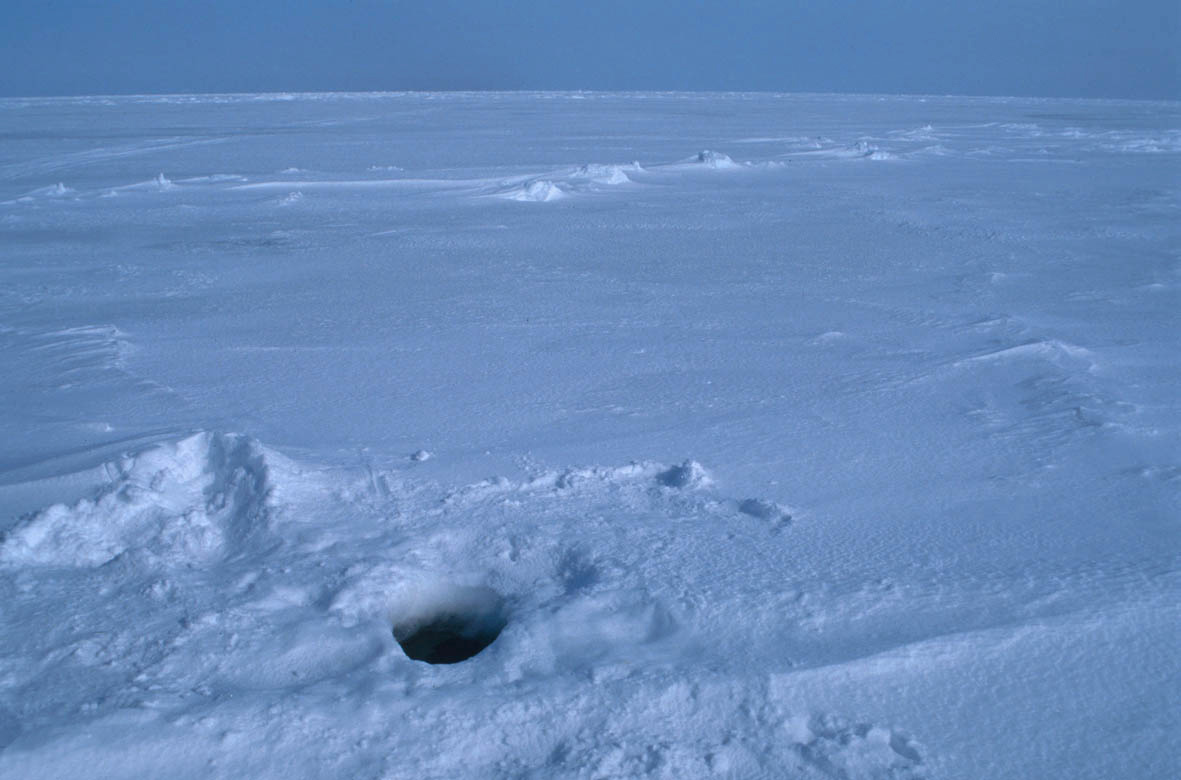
left=0, top=91, right=1178, bottom=779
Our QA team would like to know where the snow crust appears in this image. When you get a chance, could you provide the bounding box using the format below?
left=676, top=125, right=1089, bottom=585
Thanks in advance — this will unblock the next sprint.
left=0, top=91, right=1178, bottom=779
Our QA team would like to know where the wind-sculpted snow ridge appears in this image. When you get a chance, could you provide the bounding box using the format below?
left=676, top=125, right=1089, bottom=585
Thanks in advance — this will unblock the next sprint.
left=782, top=140, right=897, bottom=161
left=20, top=182, right=76, bottom=200
left=570, top=161, right=642, bottom=184
left=2, top=140, right=908, bottom=208
left=498, top=179, right=566, bottom=202
left=0, top=134, right=231, bottom=184
left=0, top=432, right=273, bottom=567
left=440, top=458, right=790, bottom=519
left=996, top=124, right=1181, bottom=154
left=174, top=173, right=246, bottom=185
left=953, top=338, right=1097, bottom=371
left=489, top=162, right=645, bottom=202
left=126, top=173, right=175, bottom=192
left=660, top=149, right=742, bottom=170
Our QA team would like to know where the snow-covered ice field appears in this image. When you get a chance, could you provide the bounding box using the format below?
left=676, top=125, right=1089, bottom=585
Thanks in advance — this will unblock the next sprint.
left=0, top=92, right=1178, bottom=778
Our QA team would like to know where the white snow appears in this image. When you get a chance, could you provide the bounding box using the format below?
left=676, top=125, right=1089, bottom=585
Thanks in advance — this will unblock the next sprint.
left=0, top=91, right=1178, bottom=779
left=500, top=178, right=566, bottom=202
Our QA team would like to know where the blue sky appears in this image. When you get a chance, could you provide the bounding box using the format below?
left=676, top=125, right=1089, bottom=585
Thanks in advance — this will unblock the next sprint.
left=1, top=0, right=1177, bottom=98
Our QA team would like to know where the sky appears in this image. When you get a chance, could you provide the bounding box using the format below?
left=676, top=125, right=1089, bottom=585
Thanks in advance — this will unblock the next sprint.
left=1, top=0, right=1177, bottom=99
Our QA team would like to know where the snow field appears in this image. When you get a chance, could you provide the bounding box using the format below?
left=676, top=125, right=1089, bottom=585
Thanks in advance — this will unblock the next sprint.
left=0, top=432, right=927, bottom=777
left=0, top=91, right=1177, bottom=778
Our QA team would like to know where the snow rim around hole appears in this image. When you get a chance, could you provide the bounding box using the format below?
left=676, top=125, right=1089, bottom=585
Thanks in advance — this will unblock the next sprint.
left=390, top=582, right=508, bottom=665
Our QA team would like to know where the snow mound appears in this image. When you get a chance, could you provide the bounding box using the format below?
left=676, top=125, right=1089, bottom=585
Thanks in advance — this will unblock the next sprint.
left=572, top=163, right=637, bottom=185
left=0, top=432, right=272, bottom=568
left=692, top=149, right=740, bottom=169
left=852, top=141, right=897, bottom=160
left=738, top=497, right=792, bottom=524
left=502, top=179, right=566, bottom=202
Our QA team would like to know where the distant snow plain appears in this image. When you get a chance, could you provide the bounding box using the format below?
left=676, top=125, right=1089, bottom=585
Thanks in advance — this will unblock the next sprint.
left=0, top=92, right=1178, bottom=779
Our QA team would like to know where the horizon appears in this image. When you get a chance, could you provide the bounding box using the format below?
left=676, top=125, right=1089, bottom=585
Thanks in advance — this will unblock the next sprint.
left=4, top=87, right=1180, bottom=104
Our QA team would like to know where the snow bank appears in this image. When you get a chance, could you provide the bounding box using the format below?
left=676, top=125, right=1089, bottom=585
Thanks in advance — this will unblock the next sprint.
left=0, top=432, right=271, bottom=567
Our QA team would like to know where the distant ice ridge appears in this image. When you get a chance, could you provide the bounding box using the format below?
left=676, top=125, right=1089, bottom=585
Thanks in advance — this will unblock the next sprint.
left=857, top=141, right=897, bottom=160
left=997, top=123, right=1181, bottom=153
left=106, top=172, right=176, bottom=193
left=571, top=162, right=643, bottom=184
left=501, top=179, right=566, bottom=202
left=24, top=182, right=75, bottom=199
left=149, top=172, right=174, bottom=190
left=0, top=432, right=273, bottom=568
left=775, top=140, right=898, bottom=161
left=692, top=149, right=740, bottom=169
left=954, top=338, right=1096, bottom=371
left=175, top=173, right=245, bottom=184
left=5, top=181, right=78, bottom=203
left=495, top=161, right=643, bottom=202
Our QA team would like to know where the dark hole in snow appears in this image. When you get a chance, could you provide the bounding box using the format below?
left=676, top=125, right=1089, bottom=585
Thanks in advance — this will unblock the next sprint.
left=656, top=460, right=709, bottom=488
left=392, top=585, right=507, bottom=665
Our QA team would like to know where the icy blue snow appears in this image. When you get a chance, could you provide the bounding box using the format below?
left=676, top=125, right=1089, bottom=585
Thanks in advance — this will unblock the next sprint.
left=0, top=92, right=1178, bottom=779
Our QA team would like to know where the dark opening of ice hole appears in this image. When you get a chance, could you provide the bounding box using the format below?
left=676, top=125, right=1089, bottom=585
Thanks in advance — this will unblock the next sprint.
left=392, top=585, right=507, bottom=664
